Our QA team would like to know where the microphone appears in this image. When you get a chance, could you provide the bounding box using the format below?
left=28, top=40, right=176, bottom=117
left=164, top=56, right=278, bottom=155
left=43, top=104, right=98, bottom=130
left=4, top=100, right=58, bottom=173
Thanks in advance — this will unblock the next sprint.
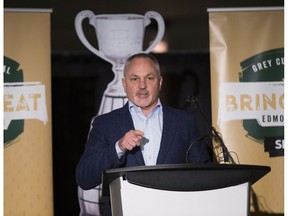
left=187, top=96, right=235, bottom=164
left=187, top=97, right=262, bottom=213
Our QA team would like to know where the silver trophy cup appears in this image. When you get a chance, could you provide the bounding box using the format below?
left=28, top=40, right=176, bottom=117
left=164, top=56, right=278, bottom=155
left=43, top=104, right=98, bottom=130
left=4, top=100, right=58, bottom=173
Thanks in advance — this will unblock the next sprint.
left=75, top=10, right=165, bottom=114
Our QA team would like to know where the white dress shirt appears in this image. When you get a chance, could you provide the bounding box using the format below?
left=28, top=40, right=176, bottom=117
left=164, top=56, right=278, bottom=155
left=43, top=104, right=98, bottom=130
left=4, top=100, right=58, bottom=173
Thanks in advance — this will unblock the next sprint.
left=116, top=100, right=163, bottom=165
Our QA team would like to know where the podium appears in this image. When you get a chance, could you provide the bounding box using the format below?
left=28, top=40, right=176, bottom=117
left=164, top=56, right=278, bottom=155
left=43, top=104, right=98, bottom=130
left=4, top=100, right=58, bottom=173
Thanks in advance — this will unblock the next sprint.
left=103, top=164, right=270, bottom=216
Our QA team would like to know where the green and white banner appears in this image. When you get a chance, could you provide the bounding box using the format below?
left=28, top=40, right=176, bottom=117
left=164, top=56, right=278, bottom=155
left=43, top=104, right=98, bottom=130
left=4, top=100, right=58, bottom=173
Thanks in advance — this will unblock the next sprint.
left=4, top=9, right=53, bottom=215
left=208, top=7, right=284, bottom=214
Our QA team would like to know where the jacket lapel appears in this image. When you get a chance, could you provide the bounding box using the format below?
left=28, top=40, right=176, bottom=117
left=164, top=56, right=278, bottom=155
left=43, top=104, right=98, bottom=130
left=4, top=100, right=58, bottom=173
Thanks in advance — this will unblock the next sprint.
left=156, top=105, right=175, bottom=164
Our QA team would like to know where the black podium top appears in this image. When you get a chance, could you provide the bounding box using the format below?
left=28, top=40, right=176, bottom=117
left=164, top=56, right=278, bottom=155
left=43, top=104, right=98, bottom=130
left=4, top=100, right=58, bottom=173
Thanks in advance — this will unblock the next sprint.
left=103, top=164, right=270, bottom=194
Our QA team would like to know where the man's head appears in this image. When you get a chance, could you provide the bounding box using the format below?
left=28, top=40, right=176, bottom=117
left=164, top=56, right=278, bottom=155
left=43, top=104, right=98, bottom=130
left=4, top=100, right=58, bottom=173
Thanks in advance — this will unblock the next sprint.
left=122, top=53, right=163, bottom=115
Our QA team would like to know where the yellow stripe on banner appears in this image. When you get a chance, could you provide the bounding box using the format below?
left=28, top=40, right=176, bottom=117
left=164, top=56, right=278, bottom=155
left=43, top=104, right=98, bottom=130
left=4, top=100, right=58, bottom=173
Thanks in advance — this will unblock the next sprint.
left=4, top=10, right=53, bottom=216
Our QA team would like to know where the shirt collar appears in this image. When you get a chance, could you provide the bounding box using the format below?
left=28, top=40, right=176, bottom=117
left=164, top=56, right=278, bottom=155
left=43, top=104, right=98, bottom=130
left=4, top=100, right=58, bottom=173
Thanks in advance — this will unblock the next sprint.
left=128, top=99, right=162, bottom=114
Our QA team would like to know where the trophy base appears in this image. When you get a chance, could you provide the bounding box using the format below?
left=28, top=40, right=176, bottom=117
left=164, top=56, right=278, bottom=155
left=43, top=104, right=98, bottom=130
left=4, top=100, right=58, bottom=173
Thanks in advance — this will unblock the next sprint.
left=98, top=94, right=128, bottom=115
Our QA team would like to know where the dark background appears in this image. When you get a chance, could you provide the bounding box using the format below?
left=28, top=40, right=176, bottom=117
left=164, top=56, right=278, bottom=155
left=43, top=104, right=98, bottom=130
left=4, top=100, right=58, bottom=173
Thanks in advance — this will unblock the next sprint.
left=4, top=1, right=284, bottom=215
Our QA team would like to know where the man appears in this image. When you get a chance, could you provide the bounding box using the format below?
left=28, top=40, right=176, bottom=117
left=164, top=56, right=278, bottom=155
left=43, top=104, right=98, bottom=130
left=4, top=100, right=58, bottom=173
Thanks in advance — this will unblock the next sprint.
left=76, top=53, right=211, bottom=215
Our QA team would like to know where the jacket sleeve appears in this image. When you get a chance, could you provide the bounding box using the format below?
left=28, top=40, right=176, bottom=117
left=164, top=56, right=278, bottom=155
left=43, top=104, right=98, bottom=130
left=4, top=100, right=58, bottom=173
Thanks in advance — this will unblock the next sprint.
left=75, top=115, right=124, bottom=190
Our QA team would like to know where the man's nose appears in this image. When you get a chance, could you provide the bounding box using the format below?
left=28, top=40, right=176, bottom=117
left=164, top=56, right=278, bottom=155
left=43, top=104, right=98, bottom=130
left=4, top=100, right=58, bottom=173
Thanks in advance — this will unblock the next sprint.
left=139, top=79, right=147, bottom=89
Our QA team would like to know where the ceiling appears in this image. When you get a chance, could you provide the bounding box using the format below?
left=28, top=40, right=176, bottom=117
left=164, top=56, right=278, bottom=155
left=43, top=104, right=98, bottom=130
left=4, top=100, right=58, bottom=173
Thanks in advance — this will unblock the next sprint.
left=4, top=0, right=284, bottom=53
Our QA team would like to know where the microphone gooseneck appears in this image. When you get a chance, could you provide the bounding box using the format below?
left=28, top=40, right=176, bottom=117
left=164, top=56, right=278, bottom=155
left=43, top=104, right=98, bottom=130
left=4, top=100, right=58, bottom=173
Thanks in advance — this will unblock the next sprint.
left=187, top=96, right=235, bottom=164
left=186, top=96, right=265, bottom=211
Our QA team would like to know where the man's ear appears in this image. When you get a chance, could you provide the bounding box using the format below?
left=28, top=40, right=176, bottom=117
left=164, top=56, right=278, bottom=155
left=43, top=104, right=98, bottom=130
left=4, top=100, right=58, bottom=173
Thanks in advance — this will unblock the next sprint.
left=159, top=76, right=163, bottom=91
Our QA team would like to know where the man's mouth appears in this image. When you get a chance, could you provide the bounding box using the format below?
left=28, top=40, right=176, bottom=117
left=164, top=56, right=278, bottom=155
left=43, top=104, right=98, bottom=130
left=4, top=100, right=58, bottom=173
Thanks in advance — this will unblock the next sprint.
left=137, top=90, right=149, bottom=97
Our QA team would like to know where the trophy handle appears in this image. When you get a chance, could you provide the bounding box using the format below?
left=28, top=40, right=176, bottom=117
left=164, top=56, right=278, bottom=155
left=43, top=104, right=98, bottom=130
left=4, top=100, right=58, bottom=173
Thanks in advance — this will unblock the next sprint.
left=143, top=11, right=165, bottom=54
left=75, top=10, right=114, bottom=65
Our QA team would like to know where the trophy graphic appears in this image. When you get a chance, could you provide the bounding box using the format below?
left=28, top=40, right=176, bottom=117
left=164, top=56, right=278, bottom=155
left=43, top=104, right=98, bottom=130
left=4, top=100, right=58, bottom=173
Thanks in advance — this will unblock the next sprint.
left=75, top=10, right=165, bottom=216
left=75, top=10, right=165, bottom=114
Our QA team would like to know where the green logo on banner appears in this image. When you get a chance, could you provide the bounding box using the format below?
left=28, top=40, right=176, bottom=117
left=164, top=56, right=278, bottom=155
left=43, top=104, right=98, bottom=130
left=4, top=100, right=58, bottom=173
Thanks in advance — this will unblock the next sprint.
left=239, top=48, right=284, bottom=157
left=4, top=57, right=48, bottom=147
left=4, top=56, right=24, bottom=145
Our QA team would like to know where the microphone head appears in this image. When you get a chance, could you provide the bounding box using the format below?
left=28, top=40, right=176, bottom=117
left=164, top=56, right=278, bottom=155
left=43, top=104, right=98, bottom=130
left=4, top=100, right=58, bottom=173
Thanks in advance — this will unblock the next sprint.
left=186, top=95, right=199, bottom=103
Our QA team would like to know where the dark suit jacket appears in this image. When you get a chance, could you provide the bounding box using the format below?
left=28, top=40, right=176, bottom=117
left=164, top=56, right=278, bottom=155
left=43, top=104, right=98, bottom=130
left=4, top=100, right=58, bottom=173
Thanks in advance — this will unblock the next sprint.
left=76, top=102, right=211, bottom=190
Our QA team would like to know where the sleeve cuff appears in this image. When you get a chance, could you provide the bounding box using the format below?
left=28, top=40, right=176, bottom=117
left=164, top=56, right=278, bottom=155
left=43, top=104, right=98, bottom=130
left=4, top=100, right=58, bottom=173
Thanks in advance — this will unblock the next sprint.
left=115, top=141, right=125, bottom=159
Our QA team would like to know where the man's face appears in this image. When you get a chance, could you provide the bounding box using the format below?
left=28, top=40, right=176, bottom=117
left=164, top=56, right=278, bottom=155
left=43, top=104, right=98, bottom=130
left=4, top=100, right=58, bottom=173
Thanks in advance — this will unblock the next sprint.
left=122, top=57, right=163, bottom=114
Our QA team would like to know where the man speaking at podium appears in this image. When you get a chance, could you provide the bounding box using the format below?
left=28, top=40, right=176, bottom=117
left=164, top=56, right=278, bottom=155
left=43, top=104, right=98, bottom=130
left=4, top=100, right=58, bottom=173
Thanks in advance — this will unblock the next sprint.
left=76, top=53, right=211, bottom=215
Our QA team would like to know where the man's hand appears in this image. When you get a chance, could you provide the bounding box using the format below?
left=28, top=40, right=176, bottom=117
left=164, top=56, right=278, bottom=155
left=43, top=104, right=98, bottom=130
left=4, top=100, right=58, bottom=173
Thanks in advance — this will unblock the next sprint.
left=118, top=130, right=144, bottom=151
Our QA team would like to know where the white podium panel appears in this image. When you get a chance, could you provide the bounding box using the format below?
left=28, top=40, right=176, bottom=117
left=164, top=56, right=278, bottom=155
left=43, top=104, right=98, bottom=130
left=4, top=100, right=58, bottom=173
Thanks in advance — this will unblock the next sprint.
left=104, top=164, right=270, bottom=216
left=110, top=177, right=249, bottom=216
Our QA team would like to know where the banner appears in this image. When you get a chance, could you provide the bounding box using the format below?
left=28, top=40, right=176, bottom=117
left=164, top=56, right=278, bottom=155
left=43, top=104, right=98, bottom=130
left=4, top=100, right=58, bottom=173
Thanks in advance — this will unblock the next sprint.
left=208, top=7, right=284, bottom=214
left=4, top=9, right=53, bottom=215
